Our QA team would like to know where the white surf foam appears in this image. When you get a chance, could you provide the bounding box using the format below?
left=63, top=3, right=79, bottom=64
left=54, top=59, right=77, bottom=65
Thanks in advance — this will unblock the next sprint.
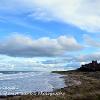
left=0, top=72, right=65, bottom=95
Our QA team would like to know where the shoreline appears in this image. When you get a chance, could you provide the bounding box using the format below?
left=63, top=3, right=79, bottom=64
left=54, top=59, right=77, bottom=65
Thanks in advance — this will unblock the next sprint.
left=0, top=70, right=100, bottom=100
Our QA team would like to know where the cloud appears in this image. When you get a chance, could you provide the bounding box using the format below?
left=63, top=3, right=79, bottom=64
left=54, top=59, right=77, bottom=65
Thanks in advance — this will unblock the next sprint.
left=0, top=55, right=67, bottom=71
left=0, top=51, right=100, bottom=71
left=84, top=34, right=100, bottom=48
left=0, top=34, right=83, bottom=57
left=41, top=52, right=100, bottom=70
left=30, top=0, right=100, bottom=32
left=64, top=52, right=100, bottom=63
left=0, top=0, right=100, bottom=32
left=75, top=52, right=100, bottom=63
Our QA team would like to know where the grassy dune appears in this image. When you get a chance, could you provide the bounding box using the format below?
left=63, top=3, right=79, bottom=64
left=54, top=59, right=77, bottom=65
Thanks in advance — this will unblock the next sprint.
left=1, top=70, right=100, bottom=100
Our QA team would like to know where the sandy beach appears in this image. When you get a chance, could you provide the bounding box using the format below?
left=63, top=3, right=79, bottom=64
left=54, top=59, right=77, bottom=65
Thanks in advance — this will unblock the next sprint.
left=0, top=70, right=100, bottom=100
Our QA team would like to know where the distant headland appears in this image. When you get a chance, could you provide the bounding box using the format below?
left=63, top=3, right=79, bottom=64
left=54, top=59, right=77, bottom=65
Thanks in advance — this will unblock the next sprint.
left=78, top=60, right=100, bottom=71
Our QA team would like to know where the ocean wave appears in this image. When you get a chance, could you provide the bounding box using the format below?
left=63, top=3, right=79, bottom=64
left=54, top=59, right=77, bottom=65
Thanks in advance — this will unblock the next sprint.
left=0, top=72, right=65, bottom=95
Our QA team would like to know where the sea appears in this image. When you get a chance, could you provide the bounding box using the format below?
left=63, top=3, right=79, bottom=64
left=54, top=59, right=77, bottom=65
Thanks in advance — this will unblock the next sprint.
left=0, top=71, right=66, bottom=95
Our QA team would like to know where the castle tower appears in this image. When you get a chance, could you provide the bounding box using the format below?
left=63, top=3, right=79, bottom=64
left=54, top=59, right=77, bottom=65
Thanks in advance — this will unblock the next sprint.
left=92, top=60, right=97, bottom=66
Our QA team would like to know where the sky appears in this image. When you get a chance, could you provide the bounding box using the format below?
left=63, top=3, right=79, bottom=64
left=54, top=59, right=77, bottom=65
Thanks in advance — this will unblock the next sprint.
left=0, top=0, right=100, bottom=71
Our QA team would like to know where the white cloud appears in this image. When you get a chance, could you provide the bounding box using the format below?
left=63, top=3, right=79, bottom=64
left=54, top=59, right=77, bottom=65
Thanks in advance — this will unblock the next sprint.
left=31, top=0, right=100, bottom=32
left=0, top=55, right=67, bottom=71
left=76, top=52, right=100, bottom=62
left=84, top=34, right=100, bottom=47
left=0, top=51, right=100, bottom=71
left=0, top=0, right=100, bottom=32
left=0, top=34, right=83, bottom=57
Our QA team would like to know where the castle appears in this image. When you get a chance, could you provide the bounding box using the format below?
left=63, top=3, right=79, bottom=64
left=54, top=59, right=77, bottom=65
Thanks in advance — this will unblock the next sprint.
left=78, top=61, right=100, bottom=71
